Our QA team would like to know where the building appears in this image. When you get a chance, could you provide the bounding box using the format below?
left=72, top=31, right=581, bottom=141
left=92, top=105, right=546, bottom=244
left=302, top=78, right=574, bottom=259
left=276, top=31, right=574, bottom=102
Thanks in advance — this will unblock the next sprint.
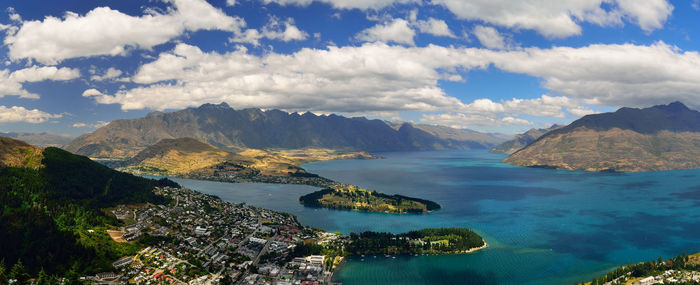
left=112, top=256, right=133, bottom=269
left=249, top=237, right=267, bottom=244
left=306, top=255, right=325, bottom=265
left=195, top=226, right=210, bottom=236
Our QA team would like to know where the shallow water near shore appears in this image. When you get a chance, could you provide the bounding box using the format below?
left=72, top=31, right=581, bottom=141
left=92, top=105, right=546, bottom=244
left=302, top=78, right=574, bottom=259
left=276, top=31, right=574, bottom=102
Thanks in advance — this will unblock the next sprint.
left=165, top=150, right=700, bottom=284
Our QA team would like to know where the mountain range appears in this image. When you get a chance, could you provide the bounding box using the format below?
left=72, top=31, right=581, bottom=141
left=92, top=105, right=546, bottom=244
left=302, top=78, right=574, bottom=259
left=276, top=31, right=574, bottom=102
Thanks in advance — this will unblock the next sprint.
left=504, top=102, right=700, bottom=172
left=490, top=124, right=563, bottom=154
left=0, top=132, right=73, bottom=147
left=63, top=103, right=503, bottom=159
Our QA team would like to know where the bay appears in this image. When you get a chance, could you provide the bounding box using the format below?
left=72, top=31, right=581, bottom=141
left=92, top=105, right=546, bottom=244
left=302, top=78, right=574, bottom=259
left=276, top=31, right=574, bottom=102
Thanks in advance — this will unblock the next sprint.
left=165, top=150, right=700, bottom=284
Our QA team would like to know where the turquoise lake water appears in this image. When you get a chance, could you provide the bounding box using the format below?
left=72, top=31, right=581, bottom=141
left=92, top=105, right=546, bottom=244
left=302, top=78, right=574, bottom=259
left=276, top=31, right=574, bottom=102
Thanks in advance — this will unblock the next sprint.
left=164, top=150, right=700, bottom=284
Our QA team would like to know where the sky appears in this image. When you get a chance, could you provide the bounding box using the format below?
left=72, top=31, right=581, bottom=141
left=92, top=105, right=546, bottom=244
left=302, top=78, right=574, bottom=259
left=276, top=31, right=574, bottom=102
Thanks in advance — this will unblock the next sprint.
left=0, top=0, right=699, bottom=136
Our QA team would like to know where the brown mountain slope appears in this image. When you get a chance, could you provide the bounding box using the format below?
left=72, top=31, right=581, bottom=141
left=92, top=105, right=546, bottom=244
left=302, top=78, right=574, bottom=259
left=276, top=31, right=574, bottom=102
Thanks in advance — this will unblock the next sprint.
left=118, top=137, right=309, bottom=177
left=490, top=125, right=563, bottom=154
left=0, top=136, right=43, bottom=169
left=504, top=102, right=700, bottom=172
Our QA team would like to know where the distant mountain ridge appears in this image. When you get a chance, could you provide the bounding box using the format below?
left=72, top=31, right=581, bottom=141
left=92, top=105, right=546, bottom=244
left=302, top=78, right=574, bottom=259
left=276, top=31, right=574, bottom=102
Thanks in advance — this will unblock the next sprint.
left=490, top=124, right=563, bottom=154
left=0, top=132, right=73, bottom=147
left=504, top=102, right=700, bottom=172
left=64, top=103, right=503, bottom=159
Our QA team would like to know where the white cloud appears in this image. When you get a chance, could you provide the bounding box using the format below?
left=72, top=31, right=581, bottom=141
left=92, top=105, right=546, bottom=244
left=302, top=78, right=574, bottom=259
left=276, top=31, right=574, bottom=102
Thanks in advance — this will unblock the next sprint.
left=616, top=0, right=673, bottom=33
left=90, top=43, right=489, bottom=112
left=501, top=116, right=533, bottom=125
left=433, top=0, right=671, bottom=38
left=83, top=41, right=700, bottom=126
left=693, top=0, right=700, bottom=10
left=567, top=105, right=598, bottom=117
left=262, top=0, right=419, bottom=10
left=419, top=112, right=533, bottom=128
left=226, top=0, right=237, bottom=6
left=0, top=66, right=80, bottom=98
left=414, top=18, right=456, bottom=38
left=4, top=0, right=245, bottom=64
left=72, top=121, right=108, bottom=128
left=473, top=25, right=507, bottom=50
left=8, top=65, right=80, bottom=82
left=230, top=17, right=308, bottom=46
left=0, top=105, right=63, bottom=123
left=90, top=67, right=124, bottom=81
left=355, top=18, right=415, bottom=45
left=489, top=42, right=700, bottom=109
left=434, top=95, right=594, bottom=129
left=264, top=0, right=673, bottom=38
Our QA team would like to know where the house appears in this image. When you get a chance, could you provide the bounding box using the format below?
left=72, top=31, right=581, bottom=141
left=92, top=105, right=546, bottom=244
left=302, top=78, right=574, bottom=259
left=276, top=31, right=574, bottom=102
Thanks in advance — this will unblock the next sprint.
left=95, top=272, right=119, bottom=281
left=249, top=237, right=267, bottom=244
left=195, top=226, right=210, bottom=236
left=636, top=276, right=655, bottom=285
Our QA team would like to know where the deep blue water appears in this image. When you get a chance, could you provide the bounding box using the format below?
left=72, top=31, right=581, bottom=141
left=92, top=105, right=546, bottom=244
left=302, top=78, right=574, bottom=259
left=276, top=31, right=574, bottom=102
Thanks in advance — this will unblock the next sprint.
left=165, top=150, right=700, bottom=284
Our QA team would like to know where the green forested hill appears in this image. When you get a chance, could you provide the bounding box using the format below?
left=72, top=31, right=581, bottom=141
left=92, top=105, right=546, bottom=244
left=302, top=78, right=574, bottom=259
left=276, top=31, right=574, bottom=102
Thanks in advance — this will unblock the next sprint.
left=0, top=146, right=177, bottom=276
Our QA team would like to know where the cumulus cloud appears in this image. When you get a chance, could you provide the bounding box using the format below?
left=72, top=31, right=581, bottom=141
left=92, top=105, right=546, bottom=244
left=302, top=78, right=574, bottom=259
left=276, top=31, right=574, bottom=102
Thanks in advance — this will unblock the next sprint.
left=89, top=43, right=486, bottom=112
left=90, top=67, right=123, bottom=81
left=425, top=95, right=594, bottom=129
left=268, top=0, right=674, bottom=38
left=501, top=116, right=533, bottom=125
left=490, top=42, right=700, bottom=109
left=0, top=66, right=80, bottom=98
left=616, top=0, right=673, bottom=33
left=261, top=0, right=419, bottom=10
left=458, top=95, right=597, bottom=120
left=83, top=41, right=700, bottom=130
left=414, top=18, right=456, bottom=38
left=72, top=121, right=108, bottom=128
left=435, top=0, right=674, bottom=38
left=355, top=18, right=415, bottom=45
left=420, top=113, right=533, bottom=128
left=8, top=65, right=80, bottom=82
left=4, top=0, right=245, bottom=64
left=230, top=17, right=308, bottom=46
left=0, top=105, right=63, bottom=123
left=473, top=25, right=508, bottom=50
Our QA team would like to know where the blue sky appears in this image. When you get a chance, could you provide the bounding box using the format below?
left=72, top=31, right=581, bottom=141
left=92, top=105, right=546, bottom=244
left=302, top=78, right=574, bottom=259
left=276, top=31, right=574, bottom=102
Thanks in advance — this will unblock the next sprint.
left=0, top=0, right=699, bottom=136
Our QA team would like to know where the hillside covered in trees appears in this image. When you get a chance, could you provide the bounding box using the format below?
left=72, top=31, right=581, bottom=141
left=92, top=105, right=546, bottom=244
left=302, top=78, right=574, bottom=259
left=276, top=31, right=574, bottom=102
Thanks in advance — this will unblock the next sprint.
left=299, top=185, right=441, bottom=213
left=346, top=228, right=485, bottom=255
left=0, top=144, right=177, bottom=277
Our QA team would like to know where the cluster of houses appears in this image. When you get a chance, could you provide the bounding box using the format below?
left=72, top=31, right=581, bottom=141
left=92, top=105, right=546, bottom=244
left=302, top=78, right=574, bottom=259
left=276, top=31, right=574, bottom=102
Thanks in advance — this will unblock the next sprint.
left=631, top=269, right=700, bottom=285
left=97, top=186, right=344, bottom=284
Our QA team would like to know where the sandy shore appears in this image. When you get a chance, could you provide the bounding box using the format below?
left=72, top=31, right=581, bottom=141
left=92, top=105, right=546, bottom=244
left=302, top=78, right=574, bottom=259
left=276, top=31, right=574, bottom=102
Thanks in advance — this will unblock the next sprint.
left=465, top=240, right=488, bottom=253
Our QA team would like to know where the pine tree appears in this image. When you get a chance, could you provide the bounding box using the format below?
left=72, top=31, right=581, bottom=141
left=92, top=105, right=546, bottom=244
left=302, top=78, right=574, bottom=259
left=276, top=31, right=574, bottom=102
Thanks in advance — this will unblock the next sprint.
left=63, top=263, right=81, bottom=285
left=0, top=259, right=7, bottom=285
left=9, top=260, right=30, bottom=285
left=35, top=268, right=49, bottom=285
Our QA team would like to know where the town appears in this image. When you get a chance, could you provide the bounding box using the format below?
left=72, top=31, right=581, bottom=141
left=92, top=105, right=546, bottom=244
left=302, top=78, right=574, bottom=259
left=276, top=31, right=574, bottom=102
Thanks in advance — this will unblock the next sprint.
left=97, top=186, right=346, bottom=285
